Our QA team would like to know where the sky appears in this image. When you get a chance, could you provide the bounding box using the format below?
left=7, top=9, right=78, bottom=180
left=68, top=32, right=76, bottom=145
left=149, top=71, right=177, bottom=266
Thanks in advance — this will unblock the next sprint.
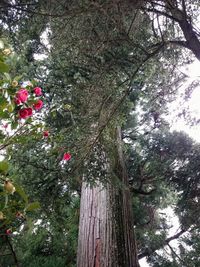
left=169, top=59, right=200, bottom=142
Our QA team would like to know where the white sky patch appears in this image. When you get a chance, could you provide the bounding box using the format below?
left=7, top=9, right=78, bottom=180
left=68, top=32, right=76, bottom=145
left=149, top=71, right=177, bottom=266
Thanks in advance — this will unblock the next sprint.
left=160, top=207, right=181, bottom=242
left=139, top=257, right=149, bottom=267
left=169, top=60, right=200, bottom=142
left=34, top=28, right=51, bottom=60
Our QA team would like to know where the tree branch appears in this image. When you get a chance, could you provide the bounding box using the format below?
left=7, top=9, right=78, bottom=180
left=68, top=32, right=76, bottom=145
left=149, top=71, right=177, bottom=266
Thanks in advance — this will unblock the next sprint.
left=138, top=228, right=187, bottom=259
left=142, top=7, right=179, bottom=22
left=145, top=0, right=200, bottom=60
left=130, top=187, right=156, bottom=195
left=168, top=243, right=184, bottom=263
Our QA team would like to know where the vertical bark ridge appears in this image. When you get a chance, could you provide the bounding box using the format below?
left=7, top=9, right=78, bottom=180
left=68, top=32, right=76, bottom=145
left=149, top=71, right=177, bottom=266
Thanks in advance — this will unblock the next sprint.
left=115, top=126, right=140, bottom=267
left=77, top=182, right=114, bottom=267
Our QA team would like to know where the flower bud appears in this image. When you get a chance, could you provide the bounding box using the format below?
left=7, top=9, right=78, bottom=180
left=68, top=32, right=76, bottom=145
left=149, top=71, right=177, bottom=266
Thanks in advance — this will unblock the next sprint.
left=12, top=80, right=18, bottom=87
left=3, top=48, right=11, bottom=56
left=4, top=181, right=16, bottom=194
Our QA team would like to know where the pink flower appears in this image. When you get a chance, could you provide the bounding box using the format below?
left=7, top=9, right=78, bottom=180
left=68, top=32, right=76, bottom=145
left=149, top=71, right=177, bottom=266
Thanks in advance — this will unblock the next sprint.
left=16, top=89, right=28, bottom=103
left=34, top=87, right=42, bottom=96
left=63, top=153, right=71, bottom=161
left=19, top=107, right=33, bottom=119
left=33, top=99, right=43, bottom=110
left=3, top=123, right=8, bottom=129
left=6, top=229, right=12, bottom=235
left=43, top=131, right=49, bottom=138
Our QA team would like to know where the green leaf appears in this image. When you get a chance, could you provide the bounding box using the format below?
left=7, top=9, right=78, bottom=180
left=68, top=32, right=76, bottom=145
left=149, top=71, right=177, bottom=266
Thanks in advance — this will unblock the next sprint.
left=7, top=104, right=14, bottom=113
left=25, top=201, right=40, bottom=212
left=0, top=97, right=8, bottom=109
left=11, top=121, right=18, bottom=130
left=14, top=184, right=28, bottom=204
left=14, top=74, right=23, bottom=81
left=0, top=110, right=10, bottom=119
left=3, top=72, right=11, bottom=82
left=0, top=161, right=9, bottom=174
left=0, top=61, right=9, bottom=73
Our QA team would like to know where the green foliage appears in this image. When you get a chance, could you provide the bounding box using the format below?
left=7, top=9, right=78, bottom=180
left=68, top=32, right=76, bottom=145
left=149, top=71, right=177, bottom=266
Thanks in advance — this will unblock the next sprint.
left=0, top=38, right=45, bottom=267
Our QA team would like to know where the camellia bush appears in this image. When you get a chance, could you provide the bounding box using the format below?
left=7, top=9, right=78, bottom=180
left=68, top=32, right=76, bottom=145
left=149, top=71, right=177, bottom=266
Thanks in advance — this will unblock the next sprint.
left=0, top=39, right=46, bottom=238
left=0, top=39, right=72, bottom=267
left=0, top=38, right=72, bottom=238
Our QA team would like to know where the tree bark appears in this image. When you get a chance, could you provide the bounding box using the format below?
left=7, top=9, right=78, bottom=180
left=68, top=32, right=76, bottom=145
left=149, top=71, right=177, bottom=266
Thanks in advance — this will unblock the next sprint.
left=77, top=127, right=139, bottom=267
left=164, top=0, right=200, bottom=61
left=168, top=2, right=200, bottom=61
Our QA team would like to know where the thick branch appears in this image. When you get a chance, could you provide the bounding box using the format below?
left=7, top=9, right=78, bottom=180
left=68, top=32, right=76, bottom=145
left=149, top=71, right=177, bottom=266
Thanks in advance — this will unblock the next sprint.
left=138, top=228, right=187, bottom=259
left=130, top=187, right=156, bottom=195
left=167, top=0, right=200, bottom=60
left=142, top=7, right=179, bottom=22
left=146, top=0, right=200, bottom=60
left=168, top=40, right=188, bottom=48
left=178, top=19, right=200, bottom=60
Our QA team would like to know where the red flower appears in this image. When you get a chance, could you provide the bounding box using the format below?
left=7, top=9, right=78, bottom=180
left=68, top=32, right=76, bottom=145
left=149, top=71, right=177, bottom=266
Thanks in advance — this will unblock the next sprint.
left=63, top=153, right=71, bottom=161
left=16, top=88, right=28, bottom=103
left=5, top=229, right=12, bottom=235
left=26, top=107, right=33, bottom=117
left=19, top=107, right=33, bottom=119
left=14, top=97, right=21, bottom=105
left=43, top=131, right=49, bottom=138
left=19, top=108, right=29, bottom=119
left=34, top=87, right=42, bottom=96
left=33, top=99, right=43, bottom=110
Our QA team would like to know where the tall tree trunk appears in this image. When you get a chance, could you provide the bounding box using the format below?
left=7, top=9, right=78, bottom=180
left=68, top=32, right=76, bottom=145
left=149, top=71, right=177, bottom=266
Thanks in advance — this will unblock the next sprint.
left=77, top=127, right=139, bottom=267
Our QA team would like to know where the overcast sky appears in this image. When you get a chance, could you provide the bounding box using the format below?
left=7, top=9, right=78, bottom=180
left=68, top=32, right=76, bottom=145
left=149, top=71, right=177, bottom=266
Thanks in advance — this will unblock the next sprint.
left=170, top=59, right=200, bottom=142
